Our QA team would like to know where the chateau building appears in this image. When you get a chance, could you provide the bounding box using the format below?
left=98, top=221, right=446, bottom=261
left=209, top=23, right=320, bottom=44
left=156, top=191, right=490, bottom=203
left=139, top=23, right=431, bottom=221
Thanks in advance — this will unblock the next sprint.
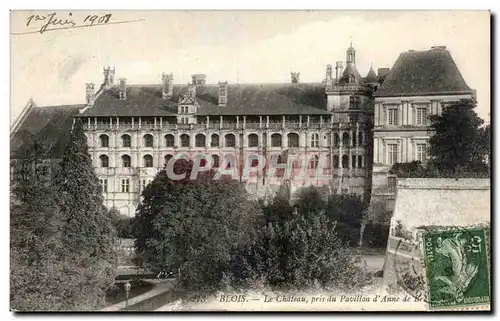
left=10, top=45, right=474, bottom=218
left=370, top=46, right=475, bottom=216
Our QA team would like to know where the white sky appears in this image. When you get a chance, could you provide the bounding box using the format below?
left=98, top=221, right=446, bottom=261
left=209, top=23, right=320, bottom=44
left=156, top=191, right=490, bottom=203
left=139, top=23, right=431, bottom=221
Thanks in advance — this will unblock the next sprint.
left=10, top=10, right=490, bottom=123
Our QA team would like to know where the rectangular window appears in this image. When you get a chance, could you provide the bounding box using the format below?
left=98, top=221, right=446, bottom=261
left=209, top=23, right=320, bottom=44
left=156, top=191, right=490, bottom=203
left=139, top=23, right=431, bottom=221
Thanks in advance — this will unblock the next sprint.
left=388, top=176, right=397, bottom=192
left=121, top=179, right=130, bottom=193
left=416, top=143, right=428, bottom=163
left=100, top=179, right=108, bottom=193
left=388, top=109, right=398, bottom=126
left=141, top=179, right=146, bottom=192
left=416, top=108, right=428, bottom=125
left=388, top=144, right=398, bottom=165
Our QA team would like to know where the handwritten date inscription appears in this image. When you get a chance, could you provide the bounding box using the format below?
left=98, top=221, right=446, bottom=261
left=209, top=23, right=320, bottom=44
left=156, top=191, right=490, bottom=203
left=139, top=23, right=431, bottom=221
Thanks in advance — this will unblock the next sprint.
left=26, top=12, right=112, bottom=34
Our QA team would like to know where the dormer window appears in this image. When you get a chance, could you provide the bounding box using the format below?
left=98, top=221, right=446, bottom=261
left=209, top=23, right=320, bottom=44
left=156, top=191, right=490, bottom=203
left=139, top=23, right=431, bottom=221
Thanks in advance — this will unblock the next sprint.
left=349, top=74, right=355, bottom=83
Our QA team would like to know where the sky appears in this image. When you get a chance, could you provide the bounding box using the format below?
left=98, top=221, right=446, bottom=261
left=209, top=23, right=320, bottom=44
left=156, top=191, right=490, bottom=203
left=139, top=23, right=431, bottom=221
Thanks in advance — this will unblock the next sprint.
left=10, top=10, right=490, bottom=124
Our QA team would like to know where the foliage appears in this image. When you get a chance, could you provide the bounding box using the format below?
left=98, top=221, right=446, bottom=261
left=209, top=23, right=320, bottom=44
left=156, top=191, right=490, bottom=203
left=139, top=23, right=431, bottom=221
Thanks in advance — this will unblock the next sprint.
left=109, top=207, right=134, bottom=238
left=10, top=120, right=117, bottom=311
left=239, top=186, right=370, bottom=291
left=325, top=193, right=366, bottom=246
left=133, top=159, right=260, bottom=291
left=428, top=99, right=490, bottom=177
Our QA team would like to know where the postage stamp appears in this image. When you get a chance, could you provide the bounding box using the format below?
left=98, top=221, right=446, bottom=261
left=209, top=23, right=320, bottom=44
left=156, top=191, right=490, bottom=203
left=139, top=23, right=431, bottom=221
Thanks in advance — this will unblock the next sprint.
left=421, top=227, right=490, bottom=310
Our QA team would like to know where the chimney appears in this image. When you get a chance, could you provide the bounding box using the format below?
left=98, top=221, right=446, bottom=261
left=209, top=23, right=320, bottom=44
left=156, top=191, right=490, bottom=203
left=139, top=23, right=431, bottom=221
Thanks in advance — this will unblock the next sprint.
left=85, top=83, right=95, bottom=105
left=191, top=74, right=206, bottom=85
left=218, top=81, right=228, bottom=106
left=119, top=78, right=127, bottom=100
left=162, top=72, right=173, bottom=99
left=335, top=61, right=343, bottom=84
left=187, top=83, right=196, bottom=99
left=326, top=64, right=332, bottom=81
left=291, top=72, right=300, bottom=84
left=431, top=46, right=447, bottom=50
left=103, top=66, right=115, bottom=89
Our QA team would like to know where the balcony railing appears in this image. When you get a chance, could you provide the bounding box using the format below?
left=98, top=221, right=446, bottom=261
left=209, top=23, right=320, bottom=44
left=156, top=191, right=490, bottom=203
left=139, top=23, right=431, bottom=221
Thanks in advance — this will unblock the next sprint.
left=86, top=121, right=358, bottom=131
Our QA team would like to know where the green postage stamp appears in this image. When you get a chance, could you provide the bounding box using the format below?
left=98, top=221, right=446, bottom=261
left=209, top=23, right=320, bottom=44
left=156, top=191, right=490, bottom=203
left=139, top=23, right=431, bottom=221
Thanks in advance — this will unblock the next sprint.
left=422, top=227, right=491, bottom=310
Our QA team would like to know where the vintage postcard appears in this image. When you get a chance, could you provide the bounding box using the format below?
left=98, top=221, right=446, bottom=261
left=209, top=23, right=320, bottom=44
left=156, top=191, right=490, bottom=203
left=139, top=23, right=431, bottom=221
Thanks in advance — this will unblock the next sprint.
left=9, top=10, right=491, bottom=312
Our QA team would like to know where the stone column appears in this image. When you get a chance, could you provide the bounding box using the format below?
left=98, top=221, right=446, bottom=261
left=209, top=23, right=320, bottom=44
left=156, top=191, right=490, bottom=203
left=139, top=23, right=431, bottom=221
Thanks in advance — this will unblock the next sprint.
left=397, top=105, right=403, bottom=126
left=282, top=116, right=285, bottom=129
left=236, top=116, right=239, bottom=129
left=94, top=117, right=97, bottom=130
left=116, top=117, right=120, bottom=129
left=220, top=116, right=223, bottom=129
left=374, top=104, right=379, bottom=126
left=259, top=116, right=263, bottom=128
left=138, top=117, right=142, bottom=129
left=373, top=137, right=379, bottom=164
left=307, top=116, right=310, bottom=127
left=243, top=116, right=246, bottom=129
left=132, top=117, right=135, bottom=129
left=299, top=116, right=302, bottom=128
left=266, top=116, right=269, bottom=128
left=206, top=116, right=209, bottom=129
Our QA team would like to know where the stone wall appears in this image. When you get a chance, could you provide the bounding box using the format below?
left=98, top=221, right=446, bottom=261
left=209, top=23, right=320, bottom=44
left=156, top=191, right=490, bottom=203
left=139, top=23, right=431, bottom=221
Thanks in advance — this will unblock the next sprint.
left=382, top=178, right=490, bottom=294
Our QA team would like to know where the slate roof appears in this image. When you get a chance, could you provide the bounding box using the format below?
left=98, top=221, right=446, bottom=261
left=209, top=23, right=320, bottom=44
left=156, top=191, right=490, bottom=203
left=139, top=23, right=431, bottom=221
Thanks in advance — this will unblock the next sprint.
left=10, top=104, right=83, bottom=159
left=375, top=48, right=472, bottom=97
left=365, top=67, right=378, bottom=83
left=338, top=63, right=365, bottom=85
left=80, top=83, right=331, bottom=117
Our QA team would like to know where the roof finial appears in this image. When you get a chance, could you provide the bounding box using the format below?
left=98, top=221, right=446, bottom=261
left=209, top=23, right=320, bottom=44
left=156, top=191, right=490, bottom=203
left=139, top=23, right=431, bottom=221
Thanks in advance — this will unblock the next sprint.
left=350, top=36, right=353, bottom=48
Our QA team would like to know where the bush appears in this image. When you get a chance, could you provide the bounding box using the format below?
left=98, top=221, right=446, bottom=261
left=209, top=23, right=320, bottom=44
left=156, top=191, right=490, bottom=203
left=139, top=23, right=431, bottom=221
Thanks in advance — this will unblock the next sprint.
left=231, top=186, right=371, bottom=291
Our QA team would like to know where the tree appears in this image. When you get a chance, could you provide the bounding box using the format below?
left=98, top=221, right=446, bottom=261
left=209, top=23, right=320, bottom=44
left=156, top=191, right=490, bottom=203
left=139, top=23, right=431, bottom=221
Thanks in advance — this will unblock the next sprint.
left=51, top=119, right=117, bottom=309
left=428, top=99, right=489, bottom=176
left=10, top=140, right=65, bottom=310
left=254, top=186, right=370, bottom=290
left=133, top=159, right=261, bottom=291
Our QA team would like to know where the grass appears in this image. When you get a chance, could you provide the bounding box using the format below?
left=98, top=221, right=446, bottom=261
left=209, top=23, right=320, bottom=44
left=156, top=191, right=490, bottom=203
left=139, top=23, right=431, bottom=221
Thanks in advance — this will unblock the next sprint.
left=105, top=280, right=155, bottom=306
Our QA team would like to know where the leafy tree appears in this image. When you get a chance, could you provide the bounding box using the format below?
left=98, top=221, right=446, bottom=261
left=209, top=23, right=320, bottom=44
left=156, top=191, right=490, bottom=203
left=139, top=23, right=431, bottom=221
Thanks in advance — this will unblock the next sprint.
left=428, top=99, right=489, bottom=175
left=134, top=159, right=261, bottom=291
left=109, top=207, right=134, bottom=238
left=253, top=186, right=369, bottom=290
left=10, top=140, right=65, bottom=310
left=326, top=193, right=365, bottom=246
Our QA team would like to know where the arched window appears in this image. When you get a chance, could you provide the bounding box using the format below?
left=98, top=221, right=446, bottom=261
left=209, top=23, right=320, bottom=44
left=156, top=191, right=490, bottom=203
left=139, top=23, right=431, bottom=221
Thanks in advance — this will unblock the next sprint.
left=99, top=134, right=109, bottom=148
left=342, top=132, right=350, bottom=146
left=143, top=154, right=153, bottom=168
left=122, top=155, right=131, bottom=168
left=211, top=134, right=219, bottom=147
left=311, top=133, right=319, bottom=147
left=195, top=134, right=206, bottom=148
left=325, top=132, right=332, bottom=146
left=333, top=155, right=339, bottom=168
left=180, top=134, right=190, bottom=147
left=358, top=155, right=363, bottom=168
left=271, top=133, right=282, bottom=147
left=164, top=154, right=173, bottom=167
left=352, top=132, right=357, bottom=147
left=334, top=133, right=340, bottom=147
left=143, top=134, right=154, bottom=147
left=341, top=155, right=349, bottom=168
left=358, top=131, right=363, bottom=146
left=212, top=155, right=220, bottom=168
left=309, top=155, right=319, bottom=169
left=165, top=134, right=175, bottom=147
left=99, top=155, right=109, bottom=167
left=121, top=134, right=131, bottom=148
left=287, top=133, right=299, bottom=148
left=225, top=134, right=236, bottom=147
left=248, top=134, right=259, bottom=147
left=349, top=74, right=355, bottom=84
left=352, top=155, right=357, bottom=168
